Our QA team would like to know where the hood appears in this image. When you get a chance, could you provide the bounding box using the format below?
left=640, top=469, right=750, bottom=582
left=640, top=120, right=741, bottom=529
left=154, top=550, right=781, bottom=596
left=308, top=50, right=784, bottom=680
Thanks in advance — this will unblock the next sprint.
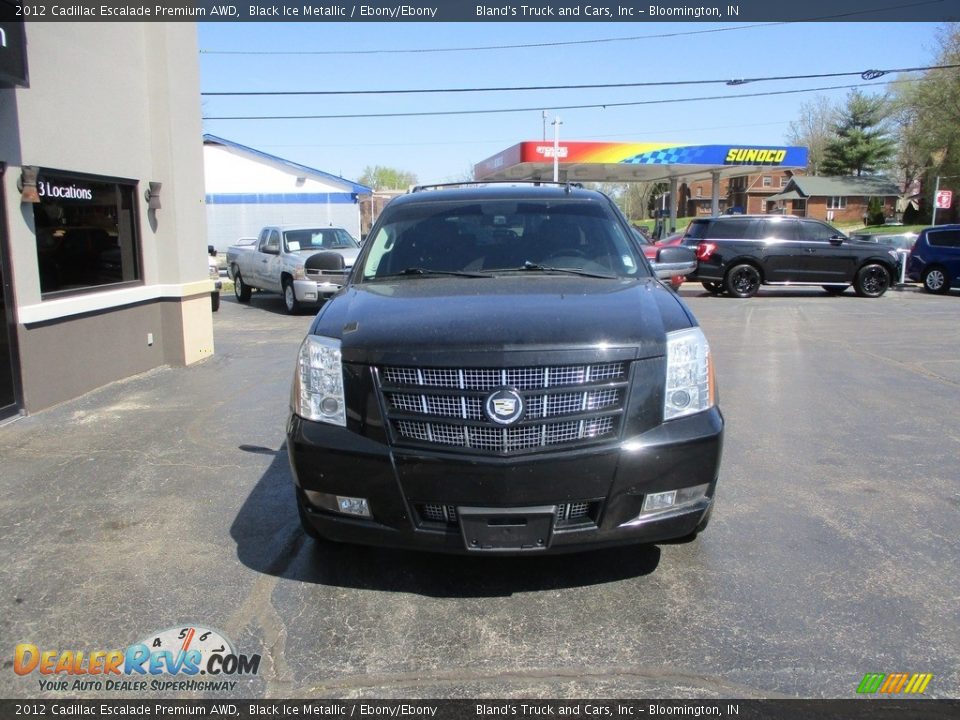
left=311, top=276, right=694, bottom=366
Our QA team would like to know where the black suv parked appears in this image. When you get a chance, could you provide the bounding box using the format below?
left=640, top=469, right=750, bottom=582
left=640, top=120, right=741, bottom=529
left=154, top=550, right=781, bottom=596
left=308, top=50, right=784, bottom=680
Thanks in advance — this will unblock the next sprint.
left=682, top=215, right=901, bottom=298
left=287, top=183, right=723, bottom=555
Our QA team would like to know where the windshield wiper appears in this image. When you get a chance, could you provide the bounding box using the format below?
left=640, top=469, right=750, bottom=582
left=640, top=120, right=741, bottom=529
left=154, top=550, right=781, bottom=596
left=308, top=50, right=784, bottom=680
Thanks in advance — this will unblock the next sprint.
left=383, top=267, right=491, bottom=278
left=500, top=261, right=618, bottom=279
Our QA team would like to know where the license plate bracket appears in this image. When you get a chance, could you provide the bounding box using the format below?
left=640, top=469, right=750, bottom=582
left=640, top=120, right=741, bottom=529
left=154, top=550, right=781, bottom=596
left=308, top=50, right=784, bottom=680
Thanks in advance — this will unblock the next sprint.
left=458, top=506, right=556, bottom=552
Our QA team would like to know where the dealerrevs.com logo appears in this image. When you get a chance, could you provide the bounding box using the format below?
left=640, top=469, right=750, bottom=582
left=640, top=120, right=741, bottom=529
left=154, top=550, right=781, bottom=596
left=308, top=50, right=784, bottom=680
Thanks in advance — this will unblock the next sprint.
left=13, top=625, right=260, bottom=693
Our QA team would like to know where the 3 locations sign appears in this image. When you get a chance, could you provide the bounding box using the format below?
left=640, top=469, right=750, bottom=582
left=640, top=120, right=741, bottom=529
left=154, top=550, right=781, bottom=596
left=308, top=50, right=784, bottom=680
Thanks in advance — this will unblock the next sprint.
left=0, top=22, right=28, bottom=88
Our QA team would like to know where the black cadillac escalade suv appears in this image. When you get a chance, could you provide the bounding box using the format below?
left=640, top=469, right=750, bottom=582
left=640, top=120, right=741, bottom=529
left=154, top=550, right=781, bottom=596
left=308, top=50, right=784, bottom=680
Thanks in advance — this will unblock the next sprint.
left=287, top=184, right=723, bottom=555
left=683, top=215, right=901, bottom=298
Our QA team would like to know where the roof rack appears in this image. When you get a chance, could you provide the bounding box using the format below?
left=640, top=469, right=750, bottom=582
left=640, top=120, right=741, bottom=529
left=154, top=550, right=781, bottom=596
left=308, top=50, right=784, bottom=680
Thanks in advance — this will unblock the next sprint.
left=409, top=180, right=584, bottom=194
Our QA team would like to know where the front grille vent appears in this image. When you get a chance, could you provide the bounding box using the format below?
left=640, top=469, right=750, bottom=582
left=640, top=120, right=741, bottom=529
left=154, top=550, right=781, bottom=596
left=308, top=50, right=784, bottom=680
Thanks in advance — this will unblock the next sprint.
left=417, top=502, right=598, bottom=529
left=379, top=362, right=629, bottom=455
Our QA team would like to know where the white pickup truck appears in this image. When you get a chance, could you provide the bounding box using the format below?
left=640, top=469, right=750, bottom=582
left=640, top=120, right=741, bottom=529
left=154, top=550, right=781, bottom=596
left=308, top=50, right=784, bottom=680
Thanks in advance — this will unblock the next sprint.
left=226, top=226, right=361, bottom=314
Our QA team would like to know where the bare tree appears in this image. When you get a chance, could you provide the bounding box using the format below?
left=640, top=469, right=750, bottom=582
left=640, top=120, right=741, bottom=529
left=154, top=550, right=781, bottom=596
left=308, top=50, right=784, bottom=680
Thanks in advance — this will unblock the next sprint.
left=785, top=95, right=837, bottom=175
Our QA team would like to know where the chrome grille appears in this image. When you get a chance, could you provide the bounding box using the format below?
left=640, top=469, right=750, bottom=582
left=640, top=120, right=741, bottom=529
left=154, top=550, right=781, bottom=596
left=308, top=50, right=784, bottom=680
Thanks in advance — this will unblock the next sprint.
left=387, top=393, right=483, bottom=420
left=383, top=367, right=420, bottom=385
left=381, top=362, right=628, bottom=455
left=393, top=417, right=618, bottom=454
left=587, top=388, right=620, bottom=410
left=421, top=368, right=460, bottom=388
left=306, top=269, right=349, bottom=279
left=464, top=369, right=501, bottom=390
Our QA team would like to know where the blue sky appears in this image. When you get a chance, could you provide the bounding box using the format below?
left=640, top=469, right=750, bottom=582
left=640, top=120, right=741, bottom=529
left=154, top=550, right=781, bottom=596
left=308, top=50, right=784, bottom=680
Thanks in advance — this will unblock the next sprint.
left=198, top=22, right=944, bottom=185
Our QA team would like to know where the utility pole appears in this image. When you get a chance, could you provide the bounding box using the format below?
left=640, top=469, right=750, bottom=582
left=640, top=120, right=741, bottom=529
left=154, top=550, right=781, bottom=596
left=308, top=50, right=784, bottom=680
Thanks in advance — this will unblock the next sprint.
left=931, top=175, right=959, bottom=226
left=932, top=175, right=941, bottom=226
left=542, top=111, right=547, bottom=142
left=552, top=116, right=562, bottom=183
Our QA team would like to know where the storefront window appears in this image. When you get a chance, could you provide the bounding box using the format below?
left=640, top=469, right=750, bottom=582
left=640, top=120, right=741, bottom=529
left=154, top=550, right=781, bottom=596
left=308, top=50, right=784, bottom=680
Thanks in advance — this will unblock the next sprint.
left=33, top=170, right=142, bottom=296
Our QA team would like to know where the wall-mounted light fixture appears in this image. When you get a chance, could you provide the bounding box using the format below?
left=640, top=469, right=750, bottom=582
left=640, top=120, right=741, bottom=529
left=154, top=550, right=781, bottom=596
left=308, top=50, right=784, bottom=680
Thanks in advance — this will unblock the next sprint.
left=144, top=181, right=162, bottom=210
left=17, top=166, right=40, bottom=203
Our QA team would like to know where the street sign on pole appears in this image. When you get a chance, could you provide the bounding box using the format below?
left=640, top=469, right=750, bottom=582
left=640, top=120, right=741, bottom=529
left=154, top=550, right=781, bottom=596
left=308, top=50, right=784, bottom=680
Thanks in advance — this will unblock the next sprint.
left=935, top=190, right=953, bottom=209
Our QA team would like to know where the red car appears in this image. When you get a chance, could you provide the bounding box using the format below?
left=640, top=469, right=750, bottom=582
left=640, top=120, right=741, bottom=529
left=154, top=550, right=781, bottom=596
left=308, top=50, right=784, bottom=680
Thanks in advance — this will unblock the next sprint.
left=632, top=229, right=684, bottom=289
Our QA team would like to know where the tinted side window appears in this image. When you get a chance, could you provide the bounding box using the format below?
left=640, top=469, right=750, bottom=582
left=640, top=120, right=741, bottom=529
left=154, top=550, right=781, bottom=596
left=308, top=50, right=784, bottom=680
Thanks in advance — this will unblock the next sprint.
left=706, top=218, right=755, bottom=239
left=683, top=221, right=711, bottom=242
left=758, top=219, right=798, bottom=241
left=926, top=229, right=960, bottom=248
left=799, top=220, right=840, bottom=242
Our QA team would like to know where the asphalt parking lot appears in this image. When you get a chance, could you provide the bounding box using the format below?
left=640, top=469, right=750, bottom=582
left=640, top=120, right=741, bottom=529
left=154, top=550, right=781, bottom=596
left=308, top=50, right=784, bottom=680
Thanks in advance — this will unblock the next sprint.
left=1, top=284, right=958, bottom=700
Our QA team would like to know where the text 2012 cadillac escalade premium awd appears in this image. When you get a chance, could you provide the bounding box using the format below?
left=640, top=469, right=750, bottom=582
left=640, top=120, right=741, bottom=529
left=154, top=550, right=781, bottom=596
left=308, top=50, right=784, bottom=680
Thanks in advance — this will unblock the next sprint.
left=287, top=184, right=723, bottom=554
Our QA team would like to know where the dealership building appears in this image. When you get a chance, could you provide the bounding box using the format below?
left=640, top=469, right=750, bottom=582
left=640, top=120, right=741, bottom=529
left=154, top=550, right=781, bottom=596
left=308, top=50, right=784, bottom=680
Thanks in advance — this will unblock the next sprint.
left=0, top=23, right=214, bottom=419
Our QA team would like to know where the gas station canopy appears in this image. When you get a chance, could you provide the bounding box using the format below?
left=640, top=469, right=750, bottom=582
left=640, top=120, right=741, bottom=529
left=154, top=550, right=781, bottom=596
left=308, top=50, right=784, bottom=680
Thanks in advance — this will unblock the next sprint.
left=474, top=140, right=808, bottom=230
left=474, top=141, right=809, bottom=184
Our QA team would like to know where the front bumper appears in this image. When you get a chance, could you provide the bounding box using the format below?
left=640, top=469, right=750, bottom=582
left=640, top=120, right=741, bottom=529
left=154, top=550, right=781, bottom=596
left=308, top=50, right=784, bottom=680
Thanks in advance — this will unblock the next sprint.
left=294, top=278, right=344, bottom=304
left=287, top=407, right=723, bottom=555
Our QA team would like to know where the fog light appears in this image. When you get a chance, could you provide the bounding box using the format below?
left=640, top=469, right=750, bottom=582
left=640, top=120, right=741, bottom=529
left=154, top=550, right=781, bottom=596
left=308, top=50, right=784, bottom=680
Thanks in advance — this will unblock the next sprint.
left=303, top=490, right=371, bottom=518
left=640, top=483, right=710, bottom=516
left=337, top=496, right=370, bottom=517
left=643, top=490, right=677, bottom=513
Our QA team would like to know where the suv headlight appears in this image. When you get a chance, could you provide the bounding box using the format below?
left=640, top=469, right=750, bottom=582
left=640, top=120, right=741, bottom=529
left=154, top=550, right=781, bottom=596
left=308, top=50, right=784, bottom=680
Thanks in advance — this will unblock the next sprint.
left=664, top=326, right=716, bottom=421
left=293, top=335, right=346, bottom=426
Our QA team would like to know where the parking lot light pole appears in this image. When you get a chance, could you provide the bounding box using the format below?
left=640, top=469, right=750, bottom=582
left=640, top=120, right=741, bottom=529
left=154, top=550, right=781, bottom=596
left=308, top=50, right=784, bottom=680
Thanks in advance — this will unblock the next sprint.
left=552, top=116, right=562, bottom=182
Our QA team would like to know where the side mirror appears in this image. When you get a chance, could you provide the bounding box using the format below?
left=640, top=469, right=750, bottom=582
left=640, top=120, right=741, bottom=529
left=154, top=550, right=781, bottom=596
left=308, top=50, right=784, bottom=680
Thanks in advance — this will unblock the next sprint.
left=651, top=246, right=697, bottom=280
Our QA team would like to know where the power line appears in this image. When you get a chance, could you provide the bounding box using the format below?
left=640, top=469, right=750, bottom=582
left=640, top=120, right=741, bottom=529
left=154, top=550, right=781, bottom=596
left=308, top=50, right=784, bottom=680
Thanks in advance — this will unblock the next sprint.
left=254, top=121, right=792, bottom=150
left=201, top=63, right=957, bottom=97
left=200, top=22, right=784, bottom=55
left=203, top=80, right=921, bottom=122
left=197, top=0, right=943, bottom=56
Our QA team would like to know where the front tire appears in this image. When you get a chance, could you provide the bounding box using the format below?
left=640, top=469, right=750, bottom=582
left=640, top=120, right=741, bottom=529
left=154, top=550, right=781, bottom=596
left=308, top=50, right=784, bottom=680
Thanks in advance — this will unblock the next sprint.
left=282, top=279, right=301, bottom=314
left=922, top=266, right=950, bottom=294
left=234, top=271, right=252, bottom=303
left=854, top=263, right=891, bottom=298
left=724, top=264, right=761, bottom=298
left=701, top=280, right=723, bottom=294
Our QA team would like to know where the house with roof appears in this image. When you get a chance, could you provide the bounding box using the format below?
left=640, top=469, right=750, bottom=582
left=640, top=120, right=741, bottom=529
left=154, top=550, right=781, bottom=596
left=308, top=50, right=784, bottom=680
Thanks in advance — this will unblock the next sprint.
left=680, top=170, right=799, bottom=217
left=203, top=134, right=372, bottom=251
left=766, top=175, right=900, bottom=224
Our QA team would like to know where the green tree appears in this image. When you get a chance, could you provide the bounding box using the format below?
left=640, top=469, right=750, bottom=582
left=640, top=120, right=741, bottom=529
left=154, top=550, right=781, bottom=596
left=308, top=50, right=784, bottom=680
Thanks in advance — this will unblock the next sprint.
left=821, top=90, right=896, bottom=176
left=358, top=165, right=418, bottom=190
left=890, top=24, right=960, bottom=213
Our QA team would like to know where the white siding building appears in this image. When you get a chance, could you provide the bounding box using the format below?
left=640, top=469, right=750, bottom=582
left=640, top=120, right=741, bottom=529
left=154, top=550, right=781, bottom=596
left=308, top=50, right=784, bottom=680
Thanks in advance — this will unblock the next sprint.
left=203, top=135, right=371, bottom=251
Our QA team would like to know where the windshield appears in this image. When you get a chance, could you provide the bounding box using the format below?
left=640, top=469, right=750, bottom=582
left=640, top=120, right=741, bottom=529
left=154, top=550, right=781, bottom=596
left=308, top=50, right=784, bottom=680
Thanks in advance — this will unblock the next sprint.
left=284, top=228, right=359, bottom=251
left=360, top=199, right=646, bottom=280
